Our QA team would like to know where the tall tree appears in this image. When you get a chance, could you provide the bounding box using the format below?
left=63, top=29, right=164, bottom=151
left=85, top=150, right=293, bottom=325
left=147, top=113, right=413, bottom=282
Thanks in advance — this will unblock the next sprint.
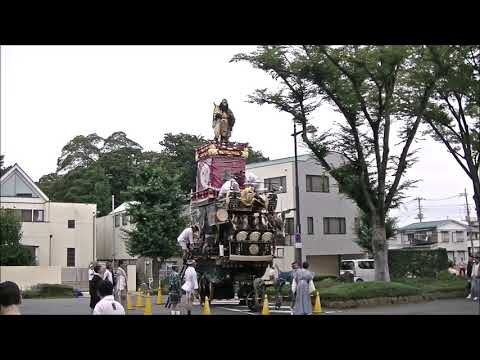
left=98, top=147, right=143, bottom=209
left=158, top=133, right=206, bottom=194
left=0, top=209, right=35, bottom=266
left=56, top=133, right=104, bottom=174
left=354, top=212, right=398, bottom=253
left=233, top=45, right=444, bottom=281
left=0, top=154, right=13, bottom=177
left=101, top=131, right=143, bottom=153
left=246, top=146, right=269, bottom=164
left=422, top=46, right=480, bottom=249
left=125, top=161, right=187, bottom=289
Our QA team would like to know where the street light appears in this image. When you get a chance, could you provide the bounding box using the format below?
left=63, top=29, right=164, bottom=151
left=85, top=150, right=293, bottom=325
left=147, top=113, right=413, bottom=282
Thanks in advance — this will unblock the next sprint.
left=291, top=122, right=317, bottom=265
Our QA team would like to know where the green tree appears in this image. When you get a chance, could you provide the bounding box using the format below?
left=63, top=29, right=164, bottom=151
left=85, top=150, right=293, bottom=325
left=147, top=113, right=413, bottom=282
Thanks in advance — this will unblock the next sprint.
left=0, top=209, right=34, bottom=266
left=159, top=133, right=206, bottom=194
left=125, top=161, right=187, bottom=288
left=233, top=45, right=444, bottom=281
left=354, top=212, right=398, bottom=253
left=422, top=46, right=480, bottom=243
left=56, top=133, right=104, bottom=174
left=246, top=146, right=269, bottom=164
left=98, top=147, right=143, bottom=209
left=0, top=154, right=13, bottom=177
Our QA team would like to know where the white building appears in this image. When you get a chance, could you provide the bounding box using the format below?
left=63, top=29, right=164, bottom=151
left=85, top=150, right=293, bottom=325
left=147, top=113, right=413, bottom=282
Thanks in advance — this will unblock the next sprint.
left=389, top=220, right=474, bottom=263
left=246, top=154, right=365, bottom=276
left=0, top=164, right=96, bottom=268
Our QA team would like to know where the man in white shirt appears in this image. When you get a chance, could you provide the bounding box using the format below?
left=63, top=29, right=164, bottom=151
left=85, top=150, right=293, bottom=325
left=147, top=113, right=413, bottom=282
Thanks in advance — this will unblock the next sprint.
left=181, top=259, right=199, bottom=315
left=93, top=280, right=125, bottom=315
left=88, top=263, right=94, bottom=281
left=103, top=262, right=113, bottom=284
left=177, top=225, right=199, bottom=259
left=218, top=177, right=240, bottom=198
left=253, top=262, right=278, bottom=308
left=114, top=260, right=128, bottom=310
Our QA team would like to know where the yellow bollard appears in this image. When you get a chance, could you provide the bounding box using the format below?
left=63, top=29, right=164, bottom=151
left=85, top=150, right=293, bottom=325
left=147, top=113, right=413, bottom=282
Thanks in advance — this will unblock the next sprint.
left=261, top=294, right=270, bottom=315
left=136, top=288, right=144, bottom=308
left=313, top=291, right=322, bottom=314
left=202, top=296, right=211, bottom=315
left=156, top=287, right=162, bottom=305
left=144, top=292, right=152, bottom=315
left=127, top=291, right=133, bottom=310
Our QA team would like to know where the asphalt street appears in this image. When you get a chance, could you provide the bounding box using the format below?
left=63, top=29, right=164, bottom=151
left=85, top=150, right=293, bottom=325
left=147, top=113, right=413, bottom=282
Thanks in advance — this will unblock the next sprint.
left=18, top=296, right=480, bottom=315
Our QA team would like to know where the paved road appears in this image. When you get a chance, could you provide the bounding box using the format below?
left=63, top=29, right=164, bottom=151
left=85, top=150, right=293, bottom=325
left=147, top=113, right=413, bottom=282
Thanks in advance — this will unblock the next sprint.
left=19, top=296, right=479, bottom=315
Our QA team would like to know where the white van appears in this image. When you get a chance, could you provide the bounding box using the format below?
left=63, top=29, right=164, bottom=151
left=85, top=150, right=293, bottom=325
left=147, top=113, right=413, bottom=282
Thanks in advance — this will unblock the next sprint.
left=340, top=259, right=375, bottom=282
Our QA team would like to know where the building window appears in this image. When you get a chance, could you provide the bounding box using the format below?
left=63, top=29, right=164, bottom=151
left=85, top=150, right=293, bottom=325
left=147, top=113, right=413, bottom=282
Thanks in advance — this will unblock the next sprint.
left=306, top=175, right=329, bottom=192
left=19, top=209, right=33, bottom=222
left=115, top=214, right=120, bottom=227
left=285, top=218, right=294, bottom=235
left=323, top=217, right=346, bottom=234
left=307, top=217, right=314, bottom=234
left=455, top=231, right=465, bottom=242
left=276, top=247, right=285, bottom=258
left=68, top=220, right=75, bottom=229
left=67, top=248, right=75, bottom=267
left=16, top=193, right=33, bottom=197
left=33, top=210, right=44, bottom=222
left=122, top=214, right=128, bottom=226
left=264, top=176, right=287, bottom=193
left=441, top=231, right=449, bottom=242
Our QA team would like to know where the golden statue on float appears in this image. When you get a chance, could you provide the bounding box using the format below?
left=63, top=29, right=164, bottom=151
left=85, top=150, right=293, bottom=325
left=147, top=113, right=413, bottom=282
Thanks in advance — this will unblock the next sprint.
left=212, top=99, right=236, bottom=143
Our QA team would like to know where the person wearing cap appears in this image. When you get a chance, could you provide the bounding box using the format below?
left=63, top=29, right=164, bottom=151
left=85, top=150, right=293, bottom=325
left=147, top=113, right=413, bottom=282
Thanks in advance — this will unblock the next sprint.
left=93, top=280, right=125, bottom=315
left=181, top=259, right=199, bottom=315
left=0, top=281, right=22, bottom=315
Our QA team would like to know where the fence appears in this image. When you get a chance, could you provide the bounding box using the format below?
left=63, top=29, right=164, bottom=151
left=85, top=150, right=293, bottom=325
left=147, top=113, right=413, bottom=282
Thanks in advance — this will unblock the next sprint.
left=61, top=267, right=89, bottom=290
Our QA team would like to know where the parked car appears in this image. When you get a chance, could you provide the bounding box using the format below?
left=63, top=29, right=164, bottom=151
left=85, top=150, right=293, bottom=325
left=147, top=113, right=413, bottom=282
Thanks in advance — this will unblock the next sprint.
left=340, top=259, right=375, bottom=282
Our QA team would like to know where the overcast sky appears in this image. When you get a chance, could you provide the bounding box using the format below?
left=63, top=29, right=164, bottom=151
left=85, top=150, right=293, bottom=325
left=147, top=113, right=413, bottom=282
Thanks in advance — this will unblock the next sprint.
left=0, top=45, right=473, bottom=226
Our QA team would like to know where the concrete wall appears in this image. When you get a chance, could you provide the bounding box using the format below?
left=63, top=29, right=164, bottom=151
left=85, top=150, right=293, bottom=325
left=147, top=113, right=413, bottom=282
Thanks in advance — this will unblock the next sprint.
left=273, top=246, right=295, bottom=271
left=0, top=266, right=62, bottom=290
left=306, top=255, right=339, bottom=276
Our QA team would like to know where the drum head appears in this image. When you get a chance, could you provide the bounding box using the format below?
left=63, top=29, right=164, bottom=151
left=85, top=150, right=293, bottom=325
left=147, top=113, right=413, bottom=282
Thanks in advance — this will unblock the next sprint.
left=249, top=231, right=261, bottom=242
left=236, top=231, right=248, bottom=242
left=216, top=208, right=229, bottom=222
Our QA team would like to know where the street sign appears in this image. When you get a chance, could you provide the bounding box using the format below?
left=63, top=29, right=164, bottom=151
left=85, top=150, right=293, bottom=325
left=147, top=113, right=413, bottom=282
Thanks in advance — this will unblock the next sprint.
left=295, top=242, right=303, bottom=249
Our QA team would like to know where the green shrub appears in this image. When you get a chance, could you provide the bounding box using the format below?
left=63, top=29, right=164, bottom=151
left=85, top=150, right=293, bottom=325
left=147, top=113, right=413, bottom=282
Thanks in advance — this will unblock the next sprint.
left=319, top=281, right=421, bottom=301
left=396, top=276, right=466, bottom=294
left=22, top=283, right=74, bottom=299
left=388, top=248, right=449, bottom=279
left=313, top=275, right=338, bottom=282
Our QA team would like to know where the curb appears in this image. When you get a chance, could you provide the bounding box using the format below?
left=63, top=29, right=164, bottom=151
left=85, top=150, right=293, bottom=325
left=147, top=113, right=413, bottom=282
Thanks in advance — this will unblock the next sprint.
left=322, top=291, right=465, bottom=309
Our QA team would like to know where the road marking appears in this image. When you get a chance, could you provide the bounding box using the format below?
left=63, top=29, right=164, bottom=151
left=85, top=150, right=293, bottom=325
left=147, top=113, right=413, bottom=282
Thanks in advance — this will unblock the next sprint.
left=220, top=307, right=255, bottom=315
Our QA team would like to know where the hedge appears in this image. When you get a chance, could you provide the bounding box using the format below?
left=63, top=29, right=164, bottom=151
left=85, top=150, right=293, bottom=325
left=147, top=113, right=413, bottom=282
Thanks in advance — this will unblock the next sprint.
left=388, top=248, right=449, bottom=279
left=318, top=281, right=421, bottom=301
left=22, top=284, right=75, bottom=299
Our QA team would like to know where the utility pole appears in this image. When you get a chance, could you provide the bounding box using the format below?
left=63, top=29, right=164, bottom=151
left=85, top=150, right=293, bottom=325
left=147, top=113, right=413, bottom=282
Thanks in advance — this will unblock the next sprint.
left=461, top=188, right=475, bottom=257
left=112, top=194, right=115, bottom=268
left=414, top=197, right=424, bottom=222
left=292, top=122, right=302, bottom=265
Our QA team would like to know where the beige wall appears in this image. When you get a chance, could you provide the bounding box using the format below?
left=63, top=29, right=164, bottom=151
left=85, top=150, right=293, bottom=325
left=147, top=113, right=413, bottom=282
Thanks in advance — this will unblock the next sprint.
left=273, top=246, right=295, bottom=271
left=306, top=255, right=339, bottom=276
left=0, top=266, right=62, bottom=290
left=1, top=201, right=96, bottom=268
left=96, top=212, right=137, bottom=261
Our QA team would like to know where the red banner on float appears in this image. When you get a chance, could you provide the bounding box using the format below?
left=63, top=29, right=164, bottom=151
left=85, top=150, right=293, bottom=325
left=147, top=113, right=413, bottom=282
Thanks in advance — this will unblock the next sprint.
left=196, top=156, right=245, bottom=192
